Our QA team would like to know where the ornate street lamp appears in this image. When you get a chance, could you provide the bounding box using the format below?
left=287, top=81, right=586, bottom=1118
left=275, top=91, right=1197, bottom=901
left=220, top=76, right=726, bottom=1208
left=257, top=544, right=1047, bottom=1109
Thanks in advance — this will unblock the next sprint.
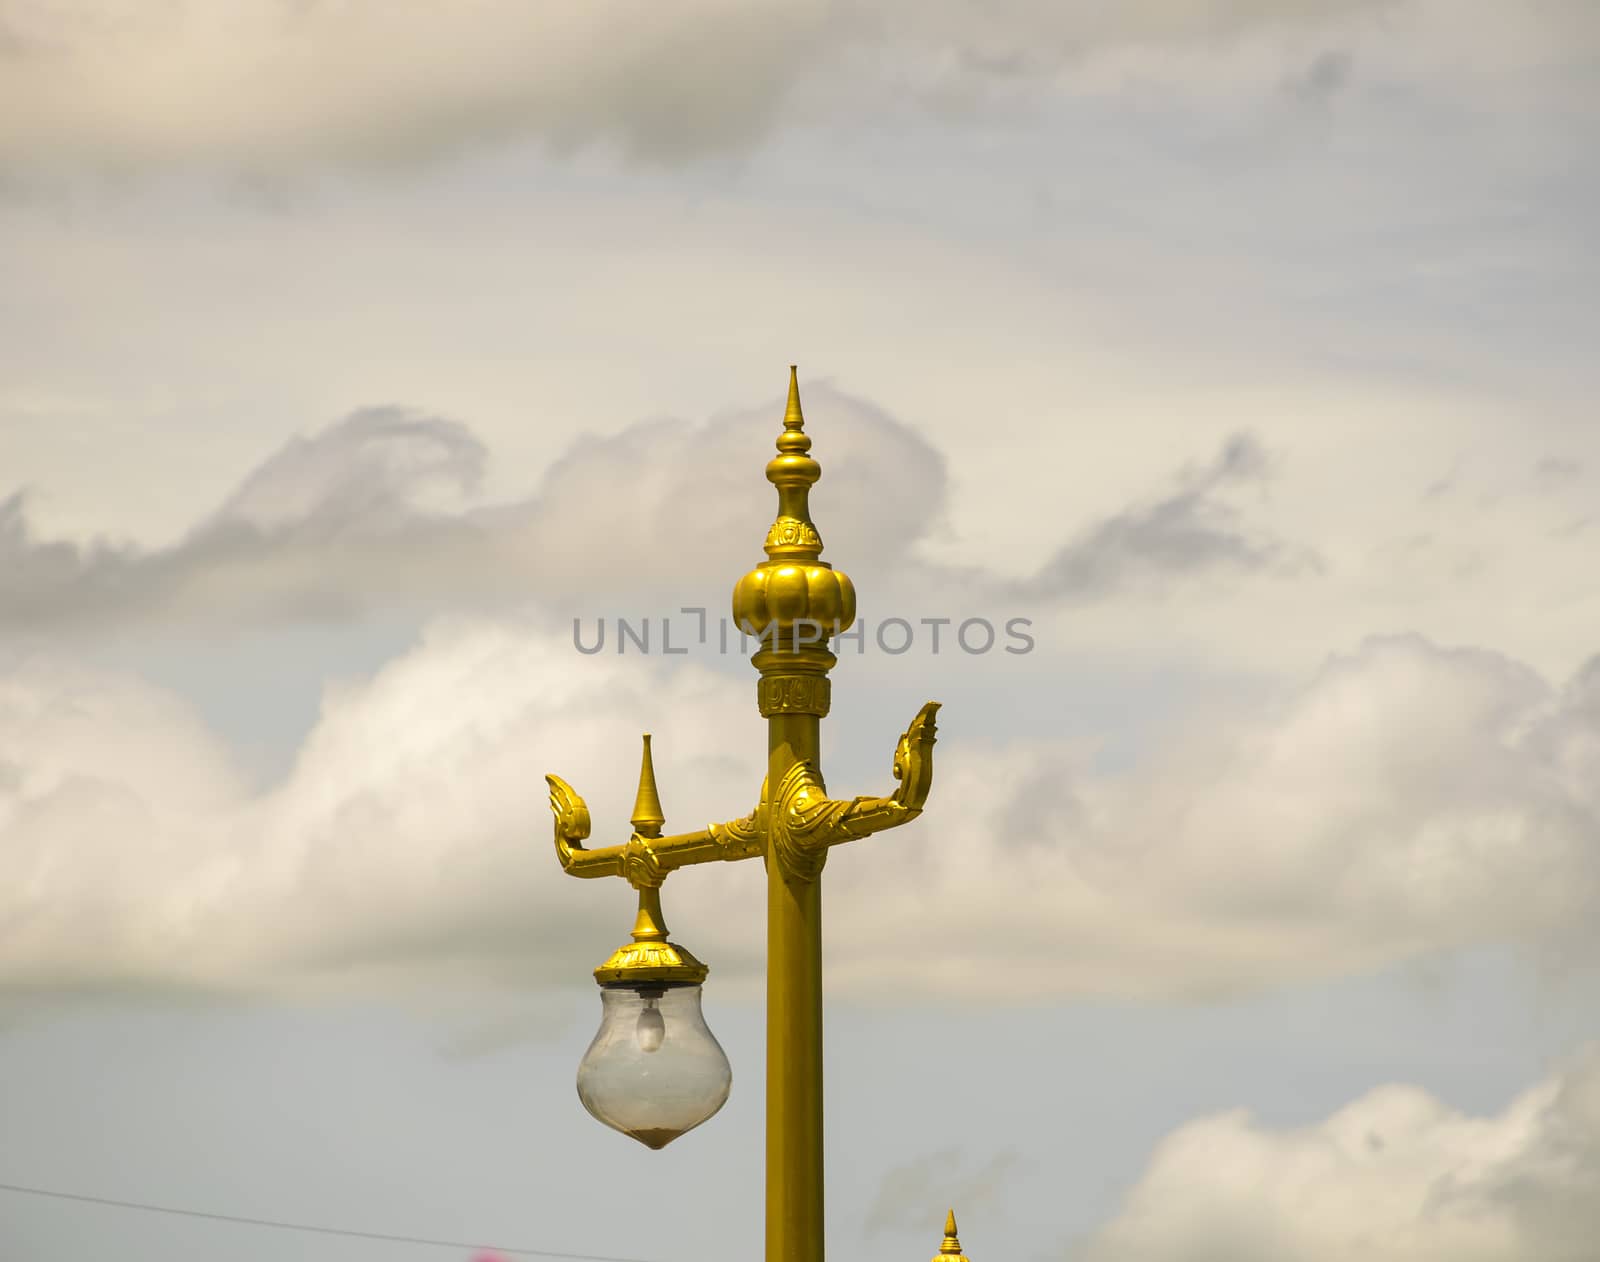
left=571, top=735, right=732, bottom=1149
left=546, top=367, right=943, bottom=1262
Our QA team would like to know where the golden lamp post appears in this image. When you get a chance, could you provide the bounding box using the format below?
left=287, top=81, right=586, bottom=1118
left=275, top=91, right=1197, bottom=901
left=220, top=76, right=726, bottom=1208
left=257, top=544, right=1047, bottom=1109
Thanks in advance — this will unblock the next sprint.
left=545, top=368, right=961, bottom=1262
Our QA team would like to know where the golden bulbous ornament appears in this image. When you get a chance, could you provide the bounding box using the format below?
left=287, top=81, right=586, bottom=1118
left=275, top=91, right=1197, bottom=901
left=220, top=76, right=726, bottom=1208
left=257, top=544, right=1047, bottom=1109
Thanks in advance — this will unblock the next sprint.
left=732, top=561, right=856, bottom=640
left=730, top=366, right=857, bottom=642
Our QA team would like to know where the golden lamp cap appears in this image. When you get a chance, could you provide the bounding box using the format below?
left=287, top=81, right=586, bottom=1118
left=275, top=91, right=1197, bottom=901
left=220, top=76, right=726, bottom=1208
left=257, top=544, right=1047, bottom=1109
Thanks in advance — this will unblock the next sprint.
left=593, top=934, right=709, bottom=988
left=932, top=1209, right=970, bottom=1262
left=594, top=885, right=710, bottom=987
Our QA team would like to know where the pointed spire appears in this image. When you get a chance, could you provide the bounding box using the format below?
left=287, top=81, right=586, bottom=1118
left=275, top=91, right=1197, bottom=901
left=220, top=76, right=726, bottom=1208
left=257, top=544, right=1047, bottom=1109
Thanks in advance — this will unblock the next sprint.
left=932, top=1208, right=970, bottom=1262
left=757, top=364, right=824, bottom=562
left=773, top=364, right=815, bottom=464
left=784, top=363, right=805, bottom=430
left=630, top=734, right=665, bottom=838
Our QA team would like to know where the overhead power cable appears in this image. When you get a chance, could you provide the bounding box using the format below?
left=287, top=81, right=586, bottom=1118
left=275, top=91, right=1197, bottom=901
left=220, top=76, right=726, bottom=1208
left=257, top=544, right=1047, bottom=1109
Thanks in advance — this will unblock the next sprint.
left=0, top=1179, right=661, bottom=1262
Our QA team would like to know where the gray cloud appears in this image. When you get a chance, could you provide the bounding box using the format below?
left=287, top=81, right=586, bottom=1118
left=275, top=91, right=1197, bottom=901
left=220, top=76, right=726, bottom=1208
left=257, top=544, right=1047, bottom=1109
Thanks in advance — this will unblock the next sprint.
left=0, top=395, right=1310, bottom=637
left=1535, top=456, right=1583, bottom=483
left=0, top=408, right=495, bottom=630
left=1423, top=473, right=1456, bottom=501
left=865, top=1148, right=1018, bottom=1238
left=0, top=0, right=835, bottom=176
left=0, top=391, right=943, bottom=634
left=1281, top=48, right=1355, bottom=105
left=1015, top=433, right=1321, bottom=600
left=0, top=0, right=1424, bottom=178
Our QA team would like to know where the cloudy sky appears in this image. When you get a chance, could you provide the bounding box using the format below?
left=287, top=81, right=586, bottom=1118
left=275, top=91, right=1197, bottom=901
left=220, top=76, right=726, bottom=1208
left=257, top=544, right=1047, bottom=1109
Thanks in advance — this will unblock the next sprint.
left=2, top=1, right=1599, bottom=1259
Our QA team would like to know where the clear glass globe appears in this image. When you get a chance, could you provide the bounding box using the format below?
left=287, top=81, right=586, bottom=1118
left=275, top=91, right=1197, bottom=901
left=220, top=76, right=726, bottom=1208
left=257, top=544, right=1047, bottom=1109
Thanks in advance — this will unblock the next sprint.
left=576, top=982, right=732, bottom=1149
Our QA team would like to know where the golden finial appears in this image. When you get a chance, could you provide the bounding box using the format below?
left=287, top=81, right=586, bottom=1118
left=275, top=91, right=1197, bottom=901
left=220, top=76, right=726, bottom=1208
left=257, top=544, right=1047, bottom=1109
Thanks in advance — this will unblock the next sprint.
left=630, top=734, right=665, bottom=838
left=932, top=1209, right=969, bottom=1262
left=763, top=365, right=823, bottom=559
left=783, top=363, right=805, bottom=429
left=732, top=367, right=856, bottom=665
left=592, top=732, right=709, bottom=983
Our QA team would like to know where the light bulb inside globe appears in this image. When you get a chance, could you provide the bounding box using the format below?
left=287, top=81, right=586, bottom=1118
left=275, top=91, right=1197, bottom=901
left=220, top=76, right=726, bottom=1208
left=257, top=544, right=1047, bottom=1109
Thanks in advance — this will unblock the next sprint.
left=576, top=982, right=731, bottom=1149
left=635, top=995, right=666, bottom=1053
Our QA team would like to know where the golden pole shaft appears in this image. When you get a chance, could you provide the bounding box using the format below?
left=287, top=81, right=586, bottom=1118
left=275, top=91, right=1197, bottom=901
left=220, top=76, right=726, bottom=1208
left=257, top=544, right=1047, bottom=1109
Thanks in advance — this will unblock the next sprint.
left=765, top=714, right=826, bottom=1262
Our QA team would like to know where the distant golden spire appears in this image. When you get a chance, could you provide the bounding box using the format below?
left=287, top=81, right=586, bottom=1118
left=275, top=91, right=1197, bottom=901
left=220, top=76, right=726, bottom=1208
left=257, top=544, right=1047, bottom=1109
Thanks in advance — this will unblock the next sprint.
left=932, top=1208, right=970, bottom=1262
left=630, top=734, right=665, bottom=838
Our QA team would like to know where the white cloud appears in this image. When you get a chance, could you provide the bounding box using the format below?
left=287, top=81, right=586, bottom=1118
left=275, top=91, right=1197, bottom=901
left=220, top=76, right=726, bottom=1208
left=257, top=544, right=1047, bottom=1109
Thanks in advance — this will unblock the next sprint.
left=1073, top=1046, right=1600, bottom=1262
left=209, top=406, right=488, bottom=533
left=0, top=617, right=762, bottom=995
left=1, top=616, right=1596, bottom=1002
left=822, top=633, right=1600, bottom=1000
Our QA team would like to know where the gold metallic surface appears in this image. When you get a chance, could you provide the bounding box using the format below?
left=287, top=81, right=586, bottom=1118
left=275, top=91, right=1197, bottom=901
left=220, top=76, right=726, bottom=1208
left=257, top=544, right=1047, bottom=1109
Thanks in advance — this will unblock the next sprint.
left=545, top=368, right=942, bottom=1262
left=592, top=933, right=709, bottom=987
left=546, top=775, right=763, bottom=878
left=764, top=709, right=827, bottom=1262
left=932, top=1210, right=971, bottom=1261
left=594, top=738, right=711, bottom=986
left=732, top=367, right=857, bottom=648
left=630, top=733, right=666, bottom=837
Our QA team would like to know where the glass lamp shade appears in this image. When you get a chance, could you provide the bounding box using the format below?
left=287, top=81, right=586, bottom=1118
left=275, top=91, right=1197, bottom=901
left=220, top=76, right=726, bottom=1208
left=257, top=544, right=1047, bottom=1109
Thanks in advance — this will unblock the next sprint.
left=576, top=982, right=731, bottom=1149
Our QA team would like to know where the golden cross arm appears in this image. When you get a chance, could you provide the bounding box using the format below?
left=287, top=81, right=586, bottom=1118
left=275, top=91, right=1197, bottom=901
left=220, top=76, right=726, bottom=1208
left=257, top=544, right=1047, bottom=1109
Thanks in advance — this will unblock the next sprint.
left=545, top=778, right=762, bottom=885
left=545, top=700, right=940, bottom=890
